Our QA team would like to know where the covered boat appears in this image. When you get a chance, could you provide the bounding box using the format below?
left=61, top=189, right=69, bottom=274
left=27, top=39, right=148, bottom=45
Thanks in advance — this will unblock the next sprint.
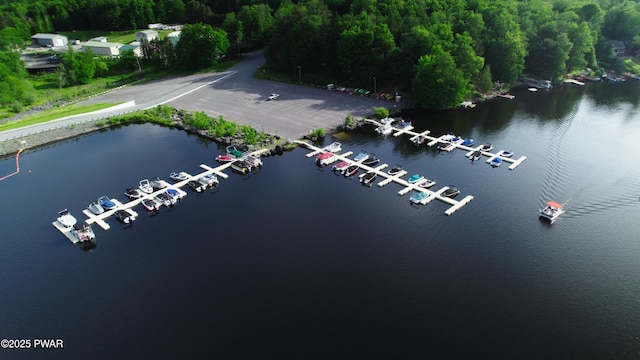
left=471, top=150, right=482, bottom=161
left=410, top=191, right=428, bottom=204
left=198, top=173, right=219, bottom=187
left=353, top=151, right=369, bottom=162
left=323, top=142, right=342, bottom=153
left=98, top=195, right=117, bottom=210
left=481, top=143, right=493, bottom=152
left=316, top=152, right=337, bottom=166
left=141, top=198, right=159, bottom=212
left=539, top=201, right=564, bottom=223
left=388, top=165, right=403, bottom=175
left=442, top=186, right=460, bottom=198
left=72, top=221, right=96, bottom=246
left=461, top=138, right=474, bottom=146
left=500, top=150, right=514, bottom=158
left=115, top=210, right=136, bottom=224
left=360, top=171, right=377, bottom=186
left=88, top=201, right=105, bottom=215
left=408, top=174, right=424, bottom=184
left=332, top=161, right=349, bottom=173
left=169, top=171, right=190, bottom=182
left=125, top=187, right=142, bottom=199
left=215, top=154, right=235, bottom=163
left=188, top=180, right=206, bottom=193
left=150, top=176, right=167, bottom=190
left=490, top=157, right=502, bottom=167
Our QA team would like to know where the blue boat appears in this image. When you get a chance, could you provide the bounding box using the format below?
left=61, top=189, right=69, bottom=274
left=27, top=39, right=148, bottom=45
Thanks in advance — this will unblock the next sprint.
left=490, top=157, right=502, bottom=167
left=353, top=151, right=369, bottom=162
left=408, top=174, right=424, bottom=184
left=410, top=191, right=428, bottom=204
left=98, top=195, right=117, bottom=210
left=461, top=138, right=474, bottom=146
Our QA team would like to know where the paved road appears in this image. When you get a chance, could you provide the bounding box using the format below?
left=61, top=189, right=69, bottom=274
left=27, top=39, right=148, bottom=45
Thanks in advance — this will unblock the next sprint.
left=1, top=50, right=398, bottom=141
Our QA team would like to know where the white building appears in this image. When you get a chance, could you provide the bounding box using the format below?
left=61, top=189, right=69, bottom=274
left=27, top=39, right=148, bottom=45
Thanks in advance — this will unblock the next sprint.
left=136, top=30, right=158, bottom=43
left=167, top=31, right=181, bottom=47
left=82, top=41, right=123, bottom=56
left=31, top=33, right=68, bottom=47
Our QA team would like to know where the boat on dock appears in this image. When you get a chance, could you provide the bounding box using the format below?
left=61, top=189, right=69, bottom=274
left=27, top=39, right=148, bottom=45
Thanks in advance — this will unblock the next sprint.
left=215, top=154, right=235, bottom=163
left=53, top=210, right=96, bottom=246
left=226, top=146, right=245, bottom=159
left=231, top=160, right=251, bottom=174
left=461, top=138, right=474, bottom=146
left=316, top=152, right=337, bottom=166
left=188, top=180, right=206, bottom=192
left=490, top=157, right=502, bottom=167
left=88, top=201, right=104, bottom=215
left=139, top=179, right=154, bottom=194
left=170, top=171, right=190, bottom=182
left=198, top=173, right=219, bottom=187
left=332, top=161, right=349, bottom=173
left=56, top=209, right=77, bottom=228
left=481, top=143, right=493, bottom=152
left=98, top=195, right=118, bottom=210
left=124, top=187, right=143, bottom=199
left=442, top=186, right=460, bottom=198
left=418, top=178, right=436, bottom=189
left=344, top=165, right=359, bottom=177
left=242, top=153, right=263, bottom=169
left=360, top=171, right=377, bottom=186
left=150, top=177, right=167, bottom=190
left=361, top=154, right=380, bottom=166
left=154, top=193, right=174, bottom=207
left=388, top=165, right=403, bottom=175
left=499, top=150, right=514, bottom=158
left=165, top=188, right=186, bottom=201
left=141, top=198, right=159, bottom=211
left=410, top=191, right=428, bottom=204
left=412, top=135, right=426, bottom=146
left=471, top=150, right=482, bottom=162
left=539, top=201, right=564, bottom=223
left=323, top=142, right=342, bottom=153
left=353, top=151, right=369, bottom=162
left=115, top=209, right=136, bottom=224
left=408, top=174, right=424, bottom=184
left=375, top=123, right=394, bottom=135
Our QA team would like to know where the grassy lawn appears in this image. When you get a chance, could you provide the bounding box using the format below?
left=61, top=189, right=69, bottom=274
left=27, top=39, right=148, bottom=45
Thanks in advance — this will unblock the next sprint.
left=0, top=103, right=119, bottom=131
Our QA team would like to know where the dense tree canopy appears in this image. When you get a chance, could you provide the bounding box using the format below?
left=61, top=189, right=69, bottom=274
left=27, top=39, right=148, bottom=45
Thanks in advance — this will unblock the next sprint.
left=1, top=0, right=640, bottom=109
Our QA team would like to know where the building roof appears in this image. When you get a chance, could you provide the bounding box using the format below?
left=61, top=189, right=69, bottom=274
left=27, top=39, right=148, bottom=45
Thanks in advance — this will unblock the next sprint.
left=31, top=33, right=67, bottom=40
left=137, top=30, right=158, bottom=35
left=83, top=41, right=123, bottom=48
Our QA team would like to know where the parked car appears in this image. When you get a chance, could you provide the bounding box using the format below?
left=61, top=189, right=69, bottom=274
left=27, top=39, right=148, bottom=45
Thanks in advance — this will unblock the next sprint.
left=266, top=93, right=280, bottom=101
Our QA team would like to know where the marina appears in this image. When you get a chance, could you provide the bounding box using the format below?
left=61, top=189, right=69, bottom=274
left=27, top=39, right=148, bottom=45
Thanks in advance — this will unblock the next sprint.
left=365, top=119, right=527, bottom=170
left=297, top=140, right=474, bottom=215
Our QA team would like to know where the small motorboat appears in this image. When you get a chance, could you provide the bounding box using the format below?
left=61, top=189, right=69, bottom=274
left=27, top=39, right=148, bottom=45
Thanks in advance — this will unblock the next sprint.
left=323, top=142, right=342, bottom=153
left=188, top=180, right=206, bottom=193
left=316, top=152, right=336, bottom=166
left=437, top=143, right=449, bottom=151
left=500, top=150, right=514, bottom=158
left=408, top=174, right=424, bottom=184
left=343, top=165, right=359, bottom=177
left=154, top=193, right=174, bottom=207
left=418, top=178, right=436, bottom=188
left=169, top=171, right=190, bottom=182
left=72, top=221, right=96, bottom=244
left=490, top=157, right=503, bottom=167
left=139, top=179, right=154, bottom=194
left=539, top=201, right=564, bottom=223
left=412, top=136, right=426, bottom=146
left=226, top=146, right=245, bottom=159
left=410, top=191, right=428, bottom=204
left=150, top=176, right=167, bottom=190
left=141, top=198, right=159, bottom=212
left=332, top=161, right=349, bottom=173
left=98, top=195, right=117, bottom=210
left=57, top=209, right=77, bottom=228
left=124, top=187, right=142, bottom=199
left=375, top=123, right=394, bottom=135
left=115, top=210, right=136, bottom=224
left=199, top=173, right=219, bottom=187
left=165, top=188, right=184, bottom=201
left=360, top=171, right=377, bottom=186
left=353, top=151, right=369, bottom=162
left=441, top=133, right=456, bottom=142
left=471, top=150, right=482, bottom=162
left=215, top=154, right=235, bottom=163
left=481, top=143, right=493, bottom=152
left=394, top=120, right=412, bottom=129
left=442, top=186, right=460, bottom=198
left=361, top=154, right=380, bottom=166
left=88, top=201, right=104, bottom=215
left=231, top=160, right=251, bottom=174
left=461, top=138, right=474, bottom=146
left=387, top=165, right=403, bottom=175
left=242, top=154, right=263, bottom=169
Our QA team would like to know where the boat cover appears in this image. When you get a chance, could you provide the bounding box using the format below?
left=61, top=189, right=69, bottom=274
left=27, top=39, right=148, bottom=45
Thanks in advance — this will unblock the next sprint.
left=546, top=201, right=562, bottom=209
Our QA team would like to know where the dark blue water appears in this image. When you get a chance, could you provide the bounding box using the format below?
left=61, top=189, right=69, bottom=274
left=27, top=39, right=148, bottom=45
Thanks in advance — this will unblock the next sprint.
left=1, top=81, right=640, bottom=359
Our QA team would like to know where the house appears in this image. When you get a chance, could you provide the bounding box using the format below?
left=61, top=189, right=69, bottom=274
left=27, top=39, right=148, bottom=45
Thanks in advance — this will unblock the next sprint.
left=136, top=30, right=158, bottom=44
left=31, top=33, right=68, bottom=48
left=82, top=41, right=123, bottom=56
left=120, top=42, right=142, bottom=57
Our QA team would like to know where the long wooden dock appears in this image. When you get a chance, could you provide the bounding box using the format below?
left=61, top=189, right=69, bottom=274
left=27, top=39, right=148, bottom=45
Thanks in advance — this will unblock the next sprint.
left=296, top=141, right=474, bottom=215
left=364, top=119, right=527, bottom=170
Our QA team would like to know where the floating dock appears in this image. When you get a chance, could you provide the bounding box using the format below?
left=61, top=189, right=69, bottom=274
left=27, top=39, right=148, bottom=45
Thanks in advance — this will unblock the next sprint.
left=365, top=119, right=527, bottom=170
left=296, top=141, right=474, bottom=215
left=77, top=149, right=266, bottom=231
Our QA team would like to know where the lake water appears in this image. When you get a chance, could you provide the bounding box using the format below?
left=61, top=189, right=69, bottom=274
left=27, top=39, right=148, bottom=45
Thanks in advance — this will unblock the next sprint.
left=1, top=81, right=640, bottom=359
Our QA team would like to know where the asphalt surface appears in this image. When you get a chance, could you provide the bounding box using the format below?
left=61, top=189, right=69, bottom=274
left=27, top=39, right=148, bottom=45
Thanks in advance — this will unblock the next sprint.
left=1, top=49, right=398, bottom=141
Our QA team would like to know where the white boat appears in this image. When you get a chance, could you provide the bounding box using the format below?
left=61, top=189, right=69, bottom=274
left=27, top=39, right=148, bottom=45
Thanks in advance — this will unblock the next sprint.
left=499, top=150, right=514, bottom=158
left=481, top=143, right=493, bottom=152
left=150, top=176, right=167, bottom=190
left=410, top=191, right=428, bottom=204
left=88, top=201, right=104, bottom=215
left=387, top=165, right=403, bottom=175
left=418, top=178, right=436, bottom=188
left=198, top=173, right=219, bottom=187
left=165, top=188, right=185, bottom=201
left=139, top=179, right=154, bottom=194
left=169, top=171, right=190, bottom=182
left=141, top=198, right=159, bottom=211
left=72, top=221, right=96, bottom=246
left=539, top=201, right=564, bottom=223
left=407, top=174, right=424, bottom=184
left=56, top=209, right=77, bottom=228
left=375, top=123, right=394, bottom=135
left=470, top=150, right=482, bottom=162
left=323, top=142, right=342, bottom=153
left=154, top=193, right=174, bottom=207
left=241, top=153, right=263, bottom=168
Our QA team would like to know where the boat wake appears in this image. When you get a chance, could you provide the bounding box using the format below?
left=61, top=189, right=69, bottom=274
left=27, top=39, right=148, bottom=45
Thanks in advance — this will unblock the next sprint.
left=561, top=177, right=640, bottom=219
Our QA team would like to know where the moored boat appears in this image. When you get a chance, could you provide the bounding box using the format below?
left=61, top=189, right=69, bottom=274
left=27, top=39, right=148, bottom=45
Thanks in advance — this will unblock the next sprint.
left=125, top=187, right=142, bottom=199
left=344, top=165, right=359, bottom=177
left=490, top=157, right=502, bottom=167
left=360, top=171, right=377, bottom=186
left=154, top=193, right=174, bottom=207
left=353, top=151, right=369, bottom=162
left=72, top=221, right=96, bottom=247
left=410, top=191, right=428, bottom=204
left=418, top=178, right=436, bottom=188
left=500, top=150, right=514, bottom=158
left=226, top=146, right=244, bottom=159
left=188, top=180, right=206, bottom=192
left=387, top=165, right=403, bottom=175
left=323, top=142, right=342, bottom=153
left=165, top=188, right=185, bottom=201
left=139, top=179, right=154, bottom=194
left=471, top=150, right=482, bottom=162
left=442, top=186, right=460, bottom=198
left=461, top=138, right=474, bottom=146
left=88, top=201, right=104, bottom=215
left=316, top=152, right=337, bottom=166
left=56, top=209, right=77, bottom=228
left=115, top=209, right=136, bottom=224
left=408, top=174, right=424, bottom=184
left=481, top=143, right=493, bottom=152
left=332, top=161, right=349, bottom=173
left=150, top=176, right=167, bottom=190
left=215, top=154, right=235, bottom=163
left=231, top=160, right=251, bottom=174
left=198, top=173, right=219, bottom=187
left=361, top=153, right=380, bottom=166
left=539, top=201, right=564, bottom=223
left=98, top=195, right=117, bottom=210
left=169, top=171, right=190, bottom=182
left=412, top=135, right=426, bottom=146
left=141, top=198, right=159, bottom=211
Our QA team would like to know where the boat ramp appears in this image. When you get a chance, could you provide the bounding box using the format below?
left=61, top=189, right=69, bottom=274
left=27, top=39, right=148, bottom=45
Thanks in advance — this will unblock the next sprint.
left=297, top=141, right=474, bottom=216
left=364, top=119, right=527, bottom=170
left=76, top=149, right=267, bottom=232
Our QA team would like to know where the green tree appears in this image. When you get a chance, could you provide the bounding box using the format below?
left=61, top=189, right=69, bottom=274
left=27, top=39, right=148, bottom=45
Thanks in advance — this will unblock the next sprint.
left=175, top=23, right=230, bottom=70
left=412, top=46, right=467, bottom=109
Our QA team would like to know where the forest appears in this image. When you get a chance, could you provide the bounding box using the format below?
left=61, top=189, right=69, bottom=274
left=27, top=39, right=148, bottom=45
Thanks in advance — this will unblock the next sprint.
left=1, top=0, right=640, bottom=110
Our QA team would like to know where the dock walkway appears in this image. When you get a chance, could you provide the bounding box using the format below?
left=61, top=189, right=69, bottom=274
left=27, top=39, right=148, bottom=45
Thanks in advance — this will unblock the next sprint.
left=297, top=141, right=474, bottom=215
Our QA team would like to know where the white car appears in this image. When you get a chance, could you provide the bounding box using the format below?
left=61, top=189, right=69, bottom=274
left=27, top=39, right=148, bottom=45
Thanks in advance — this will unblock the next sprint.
left=267, top=93, right=280, bottom=101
